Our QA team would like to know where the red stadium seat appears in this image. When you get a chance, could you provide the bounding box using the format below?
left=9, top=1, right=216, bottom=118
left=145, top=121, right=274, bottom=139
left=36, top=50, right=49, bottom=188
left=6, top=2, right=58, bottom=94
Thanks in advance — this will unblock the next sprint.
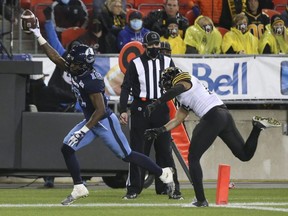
left=262, top=9, right=281, bottom=18
left=134, top=0, right=164, bottom=8
left=126, top=0, right=135, bottom=9
left=134, top=0, right=164, bottom=16
left=185, top=10, right=197, bottom=26
left=217, top=27, right=229, bottom=37
left=137, top=4, right=165, bottom=17
left=272, top=0, right=288, bottom=13
left=61, top=27, right=87, bottom=48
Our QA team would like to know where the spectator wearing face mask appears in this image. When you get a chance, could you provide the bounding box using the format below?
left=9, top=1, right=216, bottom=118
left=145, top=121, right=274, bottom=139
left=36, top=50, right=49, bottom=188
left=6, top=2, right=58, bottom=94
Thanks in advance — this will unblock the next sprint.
left=143, top=0, right=189, bottom=39
left=50, top=0, right=89, bottom=41
left=95, top=0, right=126, bottom=53
left=259, top=15, right=288, bottom=54
left=160, top=18, right=186, bottom=54
left=184, top=15, right=222, bottom=54
left=117, top=10, right=150, bottom=51
left=221, top=13, right=258, bottom=54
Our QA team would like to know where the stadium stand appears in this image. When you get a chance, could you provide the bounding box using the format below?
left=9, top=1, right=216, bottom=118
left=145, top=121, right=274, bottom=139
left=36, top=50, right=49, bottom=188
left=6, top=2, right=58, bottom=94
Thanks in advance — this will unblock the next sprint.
left=262, top=8, right=281, bottom=18
left=217, top=26, right=229, bottom=37
left=61, top=27, right=87, bottom=48
left=273, top=0, right=287, bottom=13
left=185, top=9, right=197, bottom=25
left=126, top=0, right=135, bottom=9
left=134, top=0, right=165, bottom=17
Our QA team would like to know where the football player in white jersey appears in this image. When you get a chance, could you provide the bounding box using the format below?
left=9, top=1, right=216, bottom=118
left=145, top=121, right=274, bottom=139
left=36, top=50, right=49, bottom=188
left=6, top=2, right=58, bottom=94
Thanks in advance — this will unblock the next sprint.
left=144, top=67, right=281, bottom=207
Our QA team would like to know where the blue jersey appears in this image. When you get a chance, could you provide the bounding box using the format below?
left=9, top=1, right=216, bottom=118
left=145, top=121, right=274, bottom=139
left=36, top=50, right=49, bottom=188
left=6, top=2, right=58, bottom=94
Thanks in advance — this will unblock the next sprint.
left=65, top=68, right=131, bottom=158
left=71, top=69, right=112, bottom=120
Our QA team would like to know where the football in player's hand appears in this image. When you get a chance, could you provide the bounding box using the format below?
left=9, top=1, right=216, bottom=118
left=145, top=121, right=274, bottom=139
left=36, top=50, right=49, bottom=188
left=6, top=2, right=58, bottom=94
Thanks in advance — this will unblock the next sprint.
left=20, top=9, right=37, bottom=34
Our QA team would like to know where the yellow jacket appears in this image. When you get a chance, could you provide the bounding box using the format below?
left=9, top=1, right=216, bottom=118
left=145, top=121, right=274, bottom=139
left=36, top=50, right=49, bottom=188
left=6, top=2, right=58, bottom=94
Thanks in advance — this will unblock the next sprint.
left=184, top=16, right=222, bottom=54
left=160, top=35, right=186, bottom=54
left=258, top=24, right=288, bottom=54
left=221, top=27, right=259, bottom=54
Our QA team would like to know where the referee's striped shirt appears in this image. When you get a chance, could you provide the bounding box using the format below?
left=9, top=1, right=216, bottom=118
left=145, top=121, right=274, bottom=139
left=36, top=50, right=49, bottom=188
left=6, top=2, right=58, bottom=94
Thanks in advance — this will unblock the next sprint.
left=120, top=53, right=175, bottom=113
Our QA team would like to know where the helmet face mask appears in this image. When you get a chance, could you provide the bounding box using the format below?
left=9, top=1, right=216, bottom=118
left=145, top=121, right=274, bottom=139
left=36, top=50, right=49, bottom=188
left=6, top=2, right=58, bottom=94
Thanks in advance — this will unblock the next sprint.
left=159, top=67, right=183, bottom=92
left=67, top=44, right=95, bottom=76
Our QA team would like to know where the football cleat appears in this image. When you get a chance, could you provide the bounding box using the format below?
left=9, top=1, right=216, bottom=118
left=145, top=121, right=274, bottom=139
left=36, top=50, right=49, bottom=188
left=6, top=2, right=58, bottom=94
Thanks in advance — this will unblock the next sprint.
left=183, top=198, right=209, bottom=207
left=61, top=184, right=89, bottom=205
left=159, top=167, right=174, bottom=184
left=169, top=192, right=184, bottom=200
left=252, top=116, right=281, bottom=130
left=122, top=193, right=138, bottom=200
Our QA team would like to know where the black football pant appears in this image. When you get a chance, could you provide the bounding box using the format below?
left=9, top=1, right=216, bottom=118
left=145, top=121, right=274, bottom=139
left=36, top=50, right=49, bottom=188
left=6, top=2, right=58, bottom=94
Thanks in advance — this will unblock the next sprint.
left=188, top=105, right=262, bottom=202
left=126, top=99, right=180, bottom=195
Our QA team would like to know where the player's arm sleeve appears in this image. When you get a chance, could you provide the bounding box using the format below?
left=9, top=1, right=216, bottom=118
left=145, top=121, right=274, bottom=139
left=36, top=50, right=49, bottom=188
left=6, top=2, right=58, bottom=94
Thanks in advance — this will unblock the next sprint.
left=44, top=20, right=66, bottom=56
left=159, top=72, right=192, bottom=104
left=158, top=84, right=187, bottom=104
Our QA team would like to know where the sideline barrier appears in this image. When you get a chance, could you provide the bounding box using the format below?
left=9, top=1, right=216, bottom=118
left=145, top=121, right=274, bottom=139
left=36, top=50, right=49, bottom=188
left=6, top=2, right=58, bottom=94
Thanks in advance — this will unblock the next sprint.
left=35, top=54, right=288, bottom=104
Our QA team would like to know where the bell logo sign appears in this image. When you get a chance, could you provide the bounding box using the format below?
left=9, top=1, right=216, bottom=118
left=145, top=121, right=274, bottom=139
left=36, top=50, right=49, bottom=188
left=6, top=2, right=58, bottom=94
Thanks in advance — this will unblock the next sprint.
left=192, top=62, right=248, bottom=96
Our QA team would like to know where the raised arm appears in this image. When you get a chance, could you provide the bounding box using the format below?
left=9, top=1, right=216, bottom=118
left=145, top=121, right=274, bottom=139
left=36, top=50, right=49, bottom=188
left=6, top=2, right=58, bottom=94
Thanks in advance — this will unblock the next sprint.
left=30, top=19, right=67, bottom=71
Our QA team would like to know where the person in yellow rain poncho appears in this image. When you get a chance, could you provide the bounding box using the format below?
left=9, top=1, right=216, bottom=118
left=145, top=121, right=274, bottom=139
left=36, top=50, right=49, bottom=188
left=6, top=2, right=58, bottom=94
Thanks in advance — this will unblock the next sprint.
left=221, top=13, right=258, bottom=54
left=160, top=17, right=186, bottom=54
left=184, top=15, right=222, bottom=54
left=259, top=14, right=288, bottom=54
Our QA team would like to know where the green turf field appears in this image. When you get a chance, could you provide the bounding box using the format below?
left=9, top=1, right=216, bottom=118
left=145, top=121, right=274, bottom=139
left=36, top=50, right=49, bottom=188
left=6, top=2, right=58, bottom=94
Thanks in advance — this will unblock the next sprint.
left=0, top=184, right=287, bottom=216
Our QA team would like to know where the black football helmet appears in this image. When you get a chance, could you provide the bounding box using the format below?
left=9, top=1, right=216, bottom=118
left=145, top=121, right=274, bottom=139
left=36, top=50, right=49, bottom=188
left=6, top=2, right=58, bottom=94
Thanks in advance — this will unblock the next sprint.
left=159, top=67, right=183, bottom=91
left=66, top=44, right=95, bottom=76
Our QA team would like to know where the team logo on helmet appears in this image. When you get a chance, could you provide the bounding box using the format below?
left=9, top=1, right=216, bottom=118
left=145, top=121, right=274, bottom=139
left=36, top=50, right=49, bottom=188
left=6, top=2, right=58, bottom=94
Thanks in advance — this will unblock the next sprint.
left=85, top=48, right=95, bottom=64
left=160, top=67, right=190, bottom=91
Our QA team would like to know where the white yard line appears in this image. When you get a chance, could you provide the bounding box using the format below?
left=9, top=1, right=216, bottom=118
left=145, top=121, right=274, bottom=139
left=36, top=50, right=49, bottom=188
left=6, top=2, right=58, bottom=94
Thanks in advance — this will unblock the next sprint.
left=0, top=202, right=288, bottom=212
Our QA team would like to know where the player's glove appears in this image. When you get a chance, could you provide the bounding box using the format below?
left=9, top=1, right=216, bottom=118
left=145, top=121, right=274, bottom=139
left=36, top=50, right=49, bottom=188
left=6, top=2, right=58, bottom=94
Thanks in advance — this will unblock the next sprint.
left=29, top=18, right=41, bottom=38
left=144, top=100, right=161, bottom=118
left=68, top=125, right=89, bottom=147
left=144, top=126, right=166, bottom=142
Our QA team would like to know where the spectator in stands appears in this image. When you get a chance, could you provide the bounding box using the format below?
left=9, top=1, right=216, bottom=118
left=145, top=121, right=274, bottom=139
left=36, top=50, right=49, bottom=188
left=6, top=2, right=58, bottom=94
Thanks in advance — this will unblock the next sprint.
left=259, top=14, right=288, bottom=54
left=117, top=10, right=150, bottom=51
left=93, top=0, right=126, bottom=16
left=143, top=0, right=189, bottom=39
left=51, top=0, right=89, bottom=41
left=76, top=18, right=109, bottom=54
left=244, top=0, right=270, bottom=39
left=219, top=0, right=247, bottom=30
left=95, top=0, right=126, bottom=53
left=219, top=0, right=274, bottom=30
left=160, top=41, right=172, bottom=56
left=160, top=17, right=186, bottom=54
left=44, top=6, right=108, bottom=54
left=281, top=5, right=288, bottom=27
left=184, top=15, right=222, bottom=54
left=222, top=13, right=259, bottom=54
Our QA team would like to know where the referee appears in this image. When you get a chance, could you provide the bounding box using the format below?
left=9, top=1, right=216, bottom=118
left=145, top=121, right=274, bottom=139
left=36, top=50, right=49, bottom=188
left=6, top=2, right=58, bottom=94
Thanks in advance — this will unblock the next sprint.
left=119, top=31, right=182, bottom=200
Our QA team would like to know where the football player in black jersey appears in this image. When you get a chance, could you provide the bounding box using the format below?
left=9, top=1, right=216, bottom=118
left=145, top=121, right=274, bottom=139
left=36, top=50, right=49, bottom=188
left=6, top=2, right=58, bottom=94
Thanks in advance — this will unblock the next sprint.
left=144, top=67, right=281, bottom=207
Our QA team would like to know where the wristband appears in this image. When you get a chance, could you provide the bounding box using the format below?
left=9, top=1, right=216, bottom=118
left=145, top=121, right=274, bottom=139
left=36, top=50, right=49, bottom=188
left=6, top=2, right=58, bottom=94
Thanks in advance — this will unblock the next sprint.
left=81, top=125, right=89, bottom=133
left=37, top=36, right=47, bottom=46
left=159, top=126, right=167, bottom=133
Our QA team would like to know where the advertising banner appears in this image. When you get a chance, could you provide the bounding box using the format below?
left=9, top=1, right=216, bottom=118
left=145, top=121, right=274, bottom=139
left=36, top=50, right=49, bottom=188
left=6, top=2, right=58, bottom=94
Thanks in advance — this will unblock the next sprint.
left=37, top=55, right=288, bottom=102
